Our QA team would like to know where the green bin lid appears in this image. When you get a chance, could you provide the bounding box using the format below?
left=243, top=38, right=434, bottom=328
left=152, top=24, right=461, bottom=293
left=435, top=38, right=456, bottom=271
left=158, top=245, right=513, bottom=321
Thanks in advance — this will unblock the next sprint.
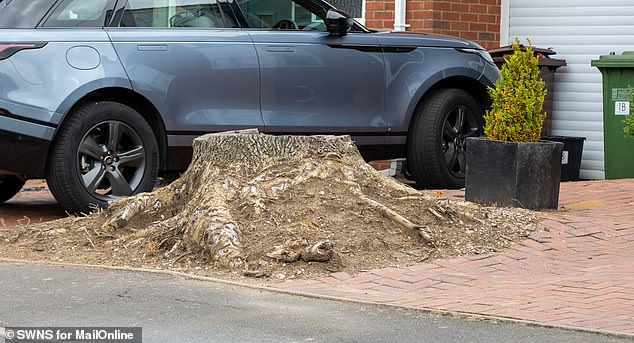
left=591, top=51, right=634, bottom=68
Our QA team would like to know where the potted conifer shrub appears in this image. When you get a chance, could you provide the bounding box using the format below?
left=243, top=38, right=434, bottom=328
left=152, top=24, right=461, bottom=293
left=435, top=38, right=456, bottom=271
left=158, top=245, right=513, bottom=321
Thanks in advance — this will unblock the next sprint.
left=465, top=39, right=563, bottom=210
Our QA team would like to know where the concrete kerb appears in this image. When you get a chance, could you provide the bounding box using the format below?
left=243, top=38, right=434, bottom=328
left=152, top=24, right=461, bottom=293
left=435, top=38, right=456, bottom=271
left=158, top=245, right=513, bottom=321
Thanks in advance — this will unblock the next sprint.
left=1, top=257, right=632, bottom=340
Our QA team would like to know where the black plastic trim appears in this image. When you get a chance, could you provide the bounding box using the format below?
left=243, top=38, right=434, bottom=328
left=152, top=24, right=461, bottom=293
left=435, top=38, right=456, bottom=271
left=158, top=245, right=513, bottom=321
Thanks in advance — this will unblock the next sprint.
left=0, top=129, right=50, bottom=177
left=0, top=108, right=56, bottom=128
left=165, top=130, right=406, bottom=137
left=165, top=146, right=193, bottom=171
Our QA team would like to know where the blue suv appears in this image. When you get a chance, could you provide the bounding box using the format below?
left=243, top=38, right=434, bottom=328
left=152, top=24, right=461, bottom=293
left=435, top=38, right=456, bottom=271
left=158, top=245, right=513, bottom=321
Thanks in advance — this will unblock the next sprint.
left=0, top=0, right=499, bottom=213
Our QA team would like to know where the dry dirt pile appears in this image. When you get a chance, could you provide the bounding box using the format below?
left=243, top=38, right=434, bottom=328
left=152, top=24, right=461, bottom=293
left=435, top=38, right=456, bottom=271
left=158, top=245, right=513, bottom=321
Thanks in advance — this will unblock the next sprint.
left=0, top=131, right=540, bottom=282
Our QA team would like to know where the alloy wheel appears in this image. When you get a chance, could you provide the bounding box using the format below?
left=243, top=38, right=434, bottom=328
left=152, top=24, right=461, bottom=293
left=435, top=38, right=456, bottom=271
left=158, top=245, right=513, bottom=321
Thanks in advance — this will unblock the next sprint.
left=77, top=120, right=146, bottom=201
left=441, top=105, right=480, bottom=179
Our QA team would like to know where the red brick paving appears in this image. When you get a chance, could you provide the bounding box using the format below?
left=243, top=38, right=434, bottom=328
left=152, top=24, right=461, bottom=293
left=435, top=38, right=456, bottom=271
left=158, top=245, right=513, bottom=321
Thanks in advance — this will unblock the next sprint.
left=0, top=180, right=65, bottom=227
left=279, top=180, right=634, bottom=335
left=2, top=179, right=634, bottom=335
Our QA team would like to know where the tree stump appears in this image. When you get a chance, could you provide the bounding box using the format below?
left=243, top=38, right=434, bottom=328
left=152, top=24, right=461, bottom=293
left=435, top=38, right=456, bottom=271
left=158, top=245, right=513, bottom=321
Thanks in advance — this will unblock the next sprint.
left=101, top=130, right=423, bottom=268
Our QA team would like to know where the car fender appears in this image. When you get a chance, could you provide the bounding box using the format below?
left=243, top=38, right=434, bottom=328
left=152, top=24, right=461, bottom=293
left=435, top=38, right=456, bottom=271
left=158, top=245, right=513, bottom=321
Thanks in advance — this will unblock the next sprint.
left=387, top=65, right=486, bottom=135
left=53, top=77, right=134, bottom=125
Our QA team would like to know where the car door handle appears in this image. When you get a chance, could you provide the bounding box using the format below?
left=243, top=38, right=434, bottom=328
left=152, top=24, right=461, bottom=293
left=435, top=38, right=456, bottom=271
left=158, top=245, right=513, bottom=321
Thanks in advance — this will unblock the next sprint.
left=266, top=45, right=295, bottom=52
left=137, top=44, right=168, bottom=51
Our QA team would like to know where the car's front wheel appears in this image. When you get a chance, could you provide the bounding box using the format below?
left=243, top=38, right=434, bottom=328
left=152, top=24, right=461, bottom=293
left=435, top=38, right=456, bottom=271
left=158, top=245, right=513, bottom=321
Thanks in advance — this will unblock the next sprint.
left=0, top=175, right=26, bottom=205
left=47, top=101, right=159, bottom=214
left=407, top=88, right=483, bottom=189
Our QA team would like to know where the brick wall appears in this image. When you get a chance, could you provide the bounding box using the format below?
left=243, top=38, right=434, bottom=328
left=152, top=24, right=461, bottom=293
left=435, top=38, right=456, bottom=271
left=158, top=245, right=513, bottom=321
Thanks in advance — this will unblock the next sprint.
left=365, top=0, right=501, bottom=50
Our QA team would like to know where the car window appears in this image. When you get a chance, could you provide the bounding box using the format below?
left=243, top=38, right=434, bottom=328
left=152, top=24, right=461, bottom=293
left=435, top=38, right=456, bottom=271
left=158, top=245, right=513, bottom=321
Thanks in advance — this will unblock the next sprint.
left=0, top=0, right=59, bottom=28
left=42, top=0, right=117, bottom=27
left=236, top=0, right=326, bottom=31
left=121, top=0, right=232, bottom=28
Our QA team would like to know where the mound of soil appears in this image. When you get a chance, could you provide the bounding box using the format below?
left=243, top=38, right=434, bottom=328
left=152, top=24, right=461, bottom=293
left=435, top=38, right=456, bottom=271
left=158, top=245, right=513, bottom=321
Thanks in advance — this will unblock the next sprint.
left=0, top=131, right=539, bottom=283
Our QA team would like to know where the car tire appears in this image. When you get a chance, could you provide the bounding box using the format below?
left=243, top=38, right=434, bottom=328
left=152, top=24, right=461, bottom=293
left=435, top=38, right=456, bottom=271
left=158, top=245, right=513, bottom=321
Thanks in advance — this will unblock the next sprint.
left=407, top=88, right=483, bottom=189
left=47, top=101, right=159, bottom=214
left=0, top=175, right=26, bottom=204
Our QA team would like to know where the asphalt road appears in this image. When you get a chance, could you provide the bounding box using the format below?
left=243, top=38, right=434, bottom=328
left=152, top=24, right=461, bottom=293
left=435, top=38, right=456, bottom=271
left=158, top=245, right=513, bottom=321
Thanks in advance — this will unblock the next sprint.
left=0, top=262, right=629, bottom=343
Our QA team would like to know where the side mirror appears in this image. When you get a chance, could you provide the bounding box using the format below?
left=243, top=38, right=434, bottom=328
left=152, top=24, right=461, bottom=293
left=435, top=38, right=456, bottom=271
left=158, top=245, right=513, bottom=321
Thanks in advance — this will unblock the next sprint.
left=325, top=9, right=353, bottom=35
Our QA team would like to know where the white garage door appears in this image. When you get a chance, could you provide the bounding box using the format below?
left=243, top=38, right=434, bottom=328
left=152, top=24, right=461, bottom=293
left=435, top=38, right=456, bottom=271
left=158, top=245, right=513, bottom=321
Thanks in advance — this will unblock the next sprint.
left=502, top=0, right=634, bottom=179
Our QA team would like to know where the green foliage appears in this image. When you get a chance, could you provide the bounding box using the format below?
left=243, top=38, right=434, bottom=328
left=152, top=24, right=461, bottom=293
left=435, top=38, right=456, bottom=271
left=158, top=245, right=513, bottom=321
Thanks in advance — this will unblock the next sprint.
left=624, top=88, right=634, bottom=139
left=484, top=38, right=547, bottom=142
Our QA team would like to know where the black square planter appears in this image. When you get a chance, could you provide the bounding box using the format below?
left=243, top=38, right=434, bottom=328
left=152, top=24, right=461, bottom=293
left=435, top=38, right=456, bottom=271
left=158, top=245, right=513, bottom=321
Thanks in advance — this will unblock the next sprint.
left=465, top=138, right=564, bottom=210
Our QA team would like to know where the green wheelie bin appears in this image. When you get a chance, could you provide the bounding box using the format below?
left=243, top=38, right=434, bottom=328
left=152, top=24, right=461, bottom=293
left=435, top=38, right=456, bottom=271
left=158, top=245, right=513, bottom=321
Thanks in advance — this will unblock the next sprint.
left=591, top=52, right=634, bottom=179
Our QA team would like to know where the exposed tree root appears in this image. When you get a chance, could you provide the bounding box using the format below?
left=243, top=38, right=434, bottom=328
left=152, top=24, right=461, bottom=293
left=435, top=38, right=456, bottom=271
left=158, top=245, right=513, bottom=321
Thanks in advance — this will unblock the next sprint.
left=266, top=239, right=334, bottom=263
left=359, top=195, right=421, bottom=231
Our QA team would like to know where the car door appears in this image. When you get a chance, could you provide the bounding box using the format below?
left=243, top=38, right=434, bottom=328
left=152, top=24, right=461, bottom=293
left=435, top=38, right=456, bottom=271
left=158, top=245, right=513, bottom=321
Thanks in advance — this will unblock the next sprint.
left=106, top=0, right=263, bottom=145
left=236, top=0, right=387, bottom=145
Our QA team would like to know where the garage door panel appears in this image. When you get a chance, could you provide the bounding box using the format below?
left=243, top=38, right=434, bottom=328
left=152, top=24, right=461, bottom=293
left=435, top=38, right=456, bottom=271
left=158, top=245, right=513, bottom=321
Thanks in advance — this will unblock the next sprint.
left=506, top=0, right=634, bottom=179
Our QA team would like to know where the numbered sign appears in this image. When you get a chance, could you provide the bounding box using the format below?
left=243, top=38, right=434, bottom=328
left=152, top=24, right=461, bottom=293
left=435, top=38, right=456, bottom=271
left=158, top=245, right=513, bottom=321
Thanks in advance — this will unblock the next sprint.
left=615, top=101, right=630, bottom=116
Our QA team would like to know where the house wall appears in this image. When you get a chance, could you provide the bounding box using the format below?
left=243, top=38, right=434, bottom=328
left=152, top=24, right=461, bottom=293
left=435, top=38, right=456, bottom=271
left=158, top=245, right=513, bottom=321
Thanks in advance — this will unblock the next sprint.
left=365, top=0, right=502, bottom=50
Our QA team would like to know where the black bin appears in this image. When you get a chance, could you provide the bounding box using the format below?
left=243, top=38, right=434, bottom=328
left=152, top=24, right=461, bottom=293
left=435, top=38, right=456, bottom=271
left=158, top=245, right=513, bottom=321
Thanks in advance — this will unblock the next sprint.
left=542, top=136, right=585, bottom=181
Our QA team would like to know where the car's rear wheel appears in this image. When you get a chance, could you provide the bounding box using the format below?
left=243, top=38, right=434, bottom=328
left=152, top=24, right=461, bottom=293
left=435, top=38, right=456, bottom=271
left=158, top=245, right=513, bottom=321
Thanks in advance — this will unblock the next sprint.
left=0, top=175, right=26, bottom=204
left=407, top=88, right=483, bottom=189
left=47, top=101, right=159, bottom=214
